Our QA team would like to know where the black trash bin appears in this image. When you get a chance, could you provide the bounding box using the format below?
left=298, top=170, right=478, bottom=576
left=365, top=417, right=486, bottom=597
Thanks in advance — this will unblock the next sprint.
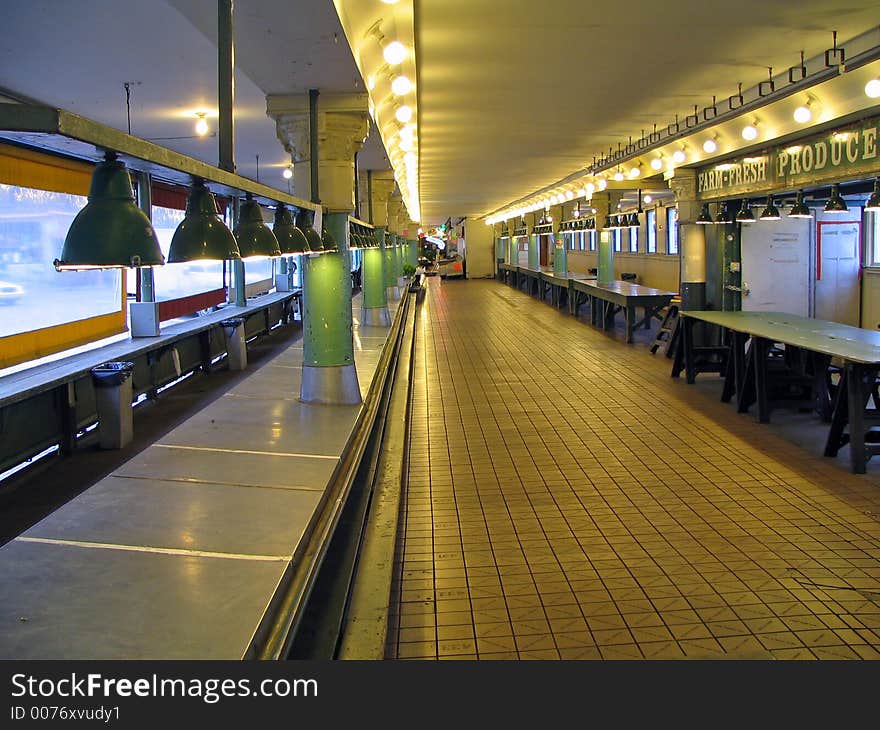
left=90, top=361, right=135, bottom=449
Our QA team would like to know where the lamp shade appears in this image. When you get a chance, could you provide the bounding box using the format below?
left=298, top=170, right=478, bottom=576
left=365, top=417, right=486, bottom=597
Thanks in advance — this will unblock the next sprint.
left=349, top=232, right=362, bottom=250
left=759, top=196, right=781, bottom=221
left=167, top=181, right=240, bottom=262
left=695, top=203, right=714, bottom=225
left=715, top=202, right=732, bottom=224
left=824, top=183, right=848, bottom=213
left=321, top=227, right=339, bottom=253
left=735, top=199, right=754, bottom=223
left=273, top=204, right=310, bottom=254
left=788, top=190, right=812, bottom=218
left=234, top=196, right=281, bottom=258
left=55, top=152, right=164, bottom=270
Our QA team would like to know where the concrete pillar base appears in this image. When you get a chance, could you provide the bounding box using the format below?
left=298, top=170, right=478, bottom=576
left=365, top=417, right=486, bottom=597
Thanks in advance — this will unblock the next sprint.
left=361, top=306, right=391, bottom=327
left=386, top=285, right=401, bottom=301
left=300, top=363, right=362, bottom=405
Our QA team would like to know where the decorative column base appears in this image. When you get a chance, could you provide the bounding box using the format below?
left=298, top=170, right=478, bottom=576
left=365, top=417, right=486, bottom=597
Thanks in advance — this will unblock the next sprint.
left=300, top=363, right=361, bottom=405
left=361, top=305, right=391, bottom=327
left=386, top=285, right=401, bottom=301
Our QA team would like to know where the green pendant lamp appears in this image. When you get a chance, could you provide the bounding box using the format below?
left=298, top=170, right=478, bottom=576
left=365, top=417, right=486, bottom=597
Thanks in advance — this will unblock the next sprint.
left=788, top=190, right=812, bottom=218
left=715, top=201, right=733, bottom=224
left=234, top=193, right=281, bottom=259
left=300, top=212, right=325, bottom=253
left=167, top=180, right=240, bottom=262
left=695, top=203, right=714, bottom=224
left=735, top=198, right=755, bottom=223
left=321, top=227, right=339, bottom=253
left=759, top=195, right=781, bottom=221
left=273, top=204, right=311, bottom=254
left=55, top=151, right=164, bottom=270
left=824, top=183, right=848, bottom=213
left=866, top=179, right=880, bottom=211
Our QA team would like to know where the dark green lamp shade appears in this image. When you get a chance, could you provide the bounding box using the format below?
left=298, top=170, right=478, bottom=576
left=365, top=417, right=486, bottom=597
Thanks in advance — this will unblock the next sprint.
left=55, top=154, right=164, bottom=270
left=349, top=232, right=362, bottom=250
left=234, top=198, right=281, bottom=259
left=715, top=202, right=732, bottom=224
left=788, top=191, right=812, bottom=218
left=321, top=228, right=338, bottom=253
left=735, top=199, right=754, bottom=223
left=303, top=226, right=324, bottom=253
left=167, top=182, right=239, bottom=262
left=759, top=196, right=780, bottom=221
left=273, top=205, right=311, bottom=254
left=695, top=203, right=713, bottom=225
left=824, top=184, right=848, bottom=213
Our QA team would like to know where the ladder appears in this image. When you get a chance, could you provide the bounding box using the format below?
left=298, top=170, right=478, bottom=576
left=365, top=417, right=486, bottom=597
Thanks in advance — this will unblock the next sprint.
left=650, top=300, right=680, bottom=357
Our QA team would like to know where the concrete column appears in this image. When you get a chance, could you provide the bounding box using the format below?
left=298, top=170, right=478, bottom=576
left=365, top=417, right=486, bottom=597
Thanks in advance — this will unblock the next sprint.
left=554, top=232, right=567, bottom=275
left=507, top=222, right=518, bottom=265
left=270, top=93, right=369, bottom=404
left=383, top=232, right=400, bottom=300
left=363, top=172, right=395, bottom=325
left=670, top=170, right=705, bottom=310
left=268, top=93, right=369, bottom=211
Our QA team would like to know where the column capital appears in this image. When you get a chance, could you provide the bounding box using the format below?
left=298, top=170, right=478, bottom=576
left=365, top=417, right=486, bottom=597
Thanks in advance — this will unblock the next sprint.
left=667, top=169, right=700, bottom=222
left=369, top=170, right=397, bottom=227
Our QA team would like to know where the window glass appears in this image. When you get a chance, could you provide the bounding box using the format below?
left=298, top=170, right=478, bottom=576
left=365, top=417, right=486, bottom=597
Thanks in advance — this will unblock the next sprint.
left=0, top=184, right=122, bottom=339
left=579, top=232, right=586, bottom=251
left=667, top=207, right=680, bottom=255
left=150, top=205, right=225, bottom=301
left=869, top=211, right=880, bottom=266
left=588, top=231, right=596, bottom=251
left=612, top=229, right=622, bottom=252
left=646, top=209, right=657, bottom=253
left=629, top=227, right=639, bottom=253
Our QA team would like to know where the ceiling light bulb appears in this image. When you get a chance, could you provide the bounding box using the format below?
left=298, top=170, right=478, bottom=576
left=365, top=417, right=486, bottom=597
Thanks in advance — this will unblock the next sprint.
left=391, top=75, right=412, bottom=95
left=598, top=178, right=607, bottom=190
left=643, top=195, right=653, bottom=204
left=565, top=191, right=574, bottom=200
left=404, top=152, right=417, bottom=166
left=395, top=105, right=413, bottom=123
left=703, top=139, right=718, bottom=153
left=650, top=157, right=663, bottom=171
left=380, top=0, right=400, bottom=4
left=399, top=138, right=413, bottom=152
left=282, top=166, right=293, bottom=179
left=613, top=170, right=624, bottom=182
left=586, top=183, right=595, bottom=194
left=672, top=149, right=686, bottom=163
left=742, top=124, right=759, bottom=141
left=629, top=167, right=641, bottom=179
left=383, top=41, right=407, bottom=65
left=793, top=105, right=812, bottom=123
left=194, top=114, right=209, bottom=136
left=866, top=79, right=880, bottom=99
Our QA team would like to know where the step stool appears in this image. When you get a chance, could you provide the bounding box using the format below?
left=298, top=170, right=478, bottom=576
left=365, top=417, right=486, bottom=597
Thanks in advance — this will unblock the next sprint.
left=650, top=299, right=680, bottom=357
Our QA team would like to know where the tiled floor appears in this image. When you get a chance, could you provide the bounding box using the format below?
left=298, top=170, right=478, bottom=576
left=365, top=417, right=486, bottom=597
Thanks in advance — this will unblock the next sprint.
left=386, top=278, right=880, bottom=660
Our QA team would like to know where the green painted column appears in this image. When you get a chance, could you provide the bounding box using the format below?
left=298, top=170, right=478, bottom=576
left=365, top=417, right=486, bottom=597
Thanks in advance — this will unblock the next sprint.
left=598, top=230, right=614, bottom=285
left=362, top=227, right=390, bottom=326
left=300, top=211, right=360, bottom=404
left=395, top=237, right=406, bottom=286
left=408, top=238, right=418, bottom=267
left=553, top=234, right=567, bottom=275
left=528, top=233, right=539, bottom=270
left=508, top=236, right=518, bottom=265
left=384, top=232, right=400, bottom=300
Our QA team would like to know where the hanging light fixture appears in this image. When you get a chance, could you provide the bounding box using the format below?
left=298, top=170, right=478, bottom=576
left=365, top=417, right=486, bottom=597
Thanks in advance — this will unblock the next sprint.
left=194, top=113, right=209, bottom=136
left=735, top=199, right=755, bottom=223
left=234, top=193, right=281, bottom=259
left=282, top=165, right=293, bottom=180
left=741, top=123, right=759, bottom=141
left=866, top=179, right=880, bottom=211
left=321, top=226, right=339, bottom=253
left=824, top=183, right=848, bottom=213
left=55, top=151, right=164, bottom=270
left=299, top=211, right=324, bottom=253
left=788, top=190, right=812, bottom=218
left=273, top=204, right=310, bottom=254
left=695, top=203, right=714, bottom=225
left=759, top=195, right=781, bottom=221
left=715, top=201, right=733, bottom=225
left=167, top=180, right=240, bottom=262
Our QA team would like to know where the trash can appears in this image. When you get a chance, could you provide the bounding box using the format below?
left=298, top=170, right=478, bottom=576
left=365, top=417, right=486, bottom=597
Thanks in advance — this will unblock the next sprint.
left=221, top=317, right=247, bottom=371
left=90, top=361, right=135, bottom=450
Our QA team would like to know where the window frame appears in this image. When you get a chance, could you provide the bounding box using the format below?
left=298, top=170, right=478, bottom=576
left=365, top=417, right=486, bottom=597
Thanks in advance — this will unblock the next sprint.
left=666, top=207, right=680, bottom=255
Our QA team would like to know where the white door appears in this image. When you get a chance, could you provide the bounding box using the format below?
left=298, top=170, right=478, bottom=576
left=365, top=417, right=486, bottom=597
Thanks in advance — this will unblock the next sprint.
left=815, top=221, right=860, bottom=326
left=741, top=218, right=810, bottom=314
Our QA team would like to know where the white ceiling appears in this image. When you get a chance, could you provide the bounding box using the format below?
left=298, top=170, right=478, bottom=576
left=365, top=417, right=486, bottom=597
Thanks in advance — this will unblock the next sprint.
left=415, top=0, right=880, bottom=222
left=1, top=0, right=390, bottom=194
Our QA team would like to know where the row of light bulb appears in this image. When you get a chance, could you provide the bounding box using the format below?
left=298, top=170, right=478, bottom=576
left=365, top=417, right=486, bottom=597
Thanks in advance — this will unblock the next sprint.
left=488, top=77, right=880, bottom=226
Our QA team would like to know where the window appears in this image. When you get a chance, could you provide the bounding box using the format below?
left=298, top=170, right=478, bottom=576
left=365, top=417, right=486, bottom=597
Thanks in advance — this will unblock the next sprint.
left=629, top=227, right=639, bottom=253
left=587, top=231, right=597, bottom=251
left=567, top=232, right=576, bottom=251
left=579, top=232, right=586, bottom=251
left=646, top=209, right=657, bottom=253
left=151, top=205, right=224, bottom=301
left=0, top=184, right=122, bottom=340
left=612, top=229, right=622, bottom=252
left=869, top=211, right=880, bottom=266
left=666, top=207, right=680, bottom=255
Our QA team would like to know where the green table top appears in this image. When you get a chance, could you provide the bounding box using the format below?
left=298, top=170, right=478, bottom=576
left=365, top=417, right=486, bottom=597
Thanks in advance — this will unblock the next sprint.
left=681, top=310, right=880, bottom=364
left=573, top=280, right=676, bottom=298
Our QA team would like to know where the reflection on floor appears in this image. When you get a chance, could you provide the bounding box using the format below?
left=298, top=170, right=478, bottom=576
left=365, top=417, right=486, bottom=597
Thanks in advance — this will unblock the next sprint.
left=387, top=278, right=880, bottom=660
